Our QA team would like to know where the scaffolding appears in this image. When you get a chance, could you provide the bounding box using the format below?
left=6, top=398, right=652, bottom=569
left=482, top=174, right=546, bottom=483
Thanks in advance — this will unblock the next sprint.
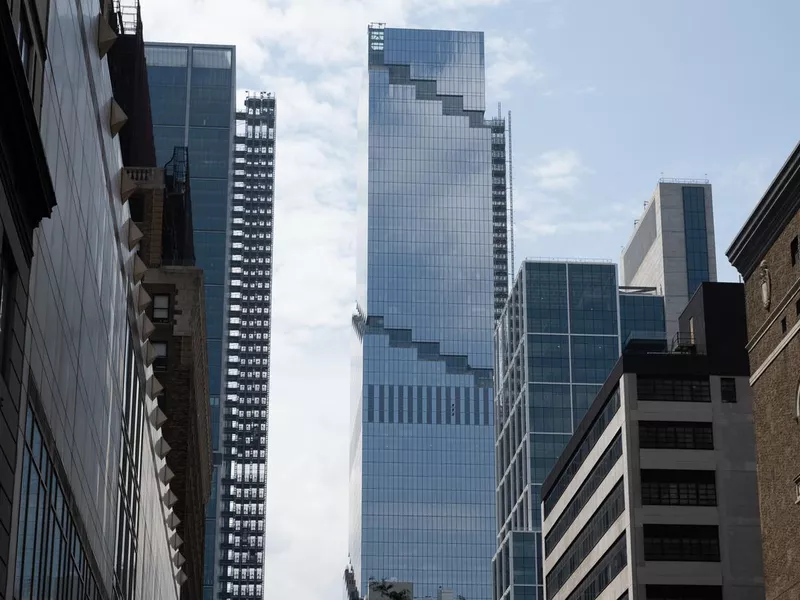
left=111, top=0, right=141, bottom=36
left=507, top=110, right=515, bottom=289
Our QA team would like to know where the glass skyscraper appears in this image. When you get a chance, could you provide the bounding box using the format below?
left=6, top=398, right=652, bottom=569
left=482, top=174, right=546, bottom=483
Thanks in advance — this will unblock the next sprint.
left=493, top=260, right=665, bottom=600
left=144, top=43, right=235, bottom=599
left=350, top=25, right=498, bottom=600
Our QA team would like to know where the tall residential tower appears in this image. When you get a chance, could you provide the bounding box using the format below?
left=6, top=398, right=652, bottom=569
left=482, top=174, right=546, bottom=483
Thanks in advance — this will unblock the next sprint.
left=215, top=92, right=277, bottom=599
left=350, top=25, right=498, bottom=600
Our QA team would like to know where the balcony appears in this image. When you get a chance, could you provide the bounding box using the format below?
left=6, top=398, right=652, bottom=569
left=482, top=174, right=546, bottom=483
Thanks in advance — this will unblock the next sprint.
left=122, top=166, right=163, bottom=190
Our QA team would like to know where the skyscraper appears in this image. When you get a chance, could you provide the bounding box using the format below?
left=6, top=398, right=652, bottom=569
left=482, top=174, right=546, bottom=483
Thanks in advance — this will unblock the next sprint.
left=144, top=43, right=236, bottom=598
left=621, top=179, right=717, bottom=342
left=493, top=260, right=666, bottom=600
left=350, top=25, right=497, bottom=600
left=214, top=92, right=277, bottom=599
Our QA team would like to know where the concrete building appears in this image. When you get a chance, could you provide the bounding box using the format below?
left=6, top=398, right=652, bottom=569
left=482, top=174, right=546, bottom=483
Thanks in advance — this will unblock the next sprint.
left=493, top=260, right=665, bottom=600
left=0, top=0, right=58, bottom=595
left=5, top=0, right=185, bottom=598
left=727, top=141, right=800, bottom=600
left=541, top=283, right=763, bottom=600
left=621, top=179, right=717, bottom=342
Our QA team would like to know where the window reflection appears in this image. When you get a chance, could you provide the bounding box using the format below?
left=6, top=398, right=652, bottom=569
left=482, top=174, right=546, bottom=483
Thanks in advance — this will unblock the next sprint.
left=14, top=405, right=101, bottom=599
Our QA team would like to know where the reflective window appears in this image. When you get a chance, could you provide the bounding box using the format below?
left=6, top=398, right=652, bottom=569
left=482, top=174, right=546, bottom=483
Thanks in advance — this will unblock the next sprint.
left=646, top=585, right=722, bottom=600
left=568, top=264, right=618, bottom=335
left=544, top=435, right=623, bottom=554
left=637, top=376, right=710, bottom=403
left=619, top=293, right=666, bottom=346
left=682, top=187, right=710, bottom=296
left=565, top=534, right=627, bottom=600
left=543, top=389, right=620, bottom=516
left=14, top=406, right=102, bottom=599
left=720, top=378, right=737, bottom=403
left=640, top=470, right=717, bottom=506
left=643, top=525, right=720, bottom=562
left=638, top=421, right=714, bottom=450
left=153, top=294, right=170, bottom=322
left=546, top=481, right=625, bottom=599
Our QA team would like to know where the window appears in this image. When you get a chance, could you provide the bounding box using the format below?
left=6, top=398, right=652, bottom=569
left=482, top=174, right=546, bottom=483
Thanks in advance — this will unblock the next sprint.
left=566, top=534, right=627, bottom=600
left=646, top=585, right=722, bottom=600
left=792, top=236, right=799, bottom=267
left=15, top=406, right=102, bottom=599
left=640, top=470, right=717, bottom=506
left=796, top=299, right=800, bottom=317
left=153, top=294, right=170, bottom=322
left=546, top=482, right=626, bottom=598
left=639, top=421, right=714, bottom=450
left=643, top=524, right=720, bottom=562
left=545, top=435, right=623, bottom=554
left=17, top=11, right=33, bottom=83
left=720, top=378, right=737, bottom=403
left=782, top=318, right=788, bottom=335
left=153, top=341, right=168, bottom=371
left=543, top=388, right=621, bottom=516
left=637, top=377, right=710, bottom=403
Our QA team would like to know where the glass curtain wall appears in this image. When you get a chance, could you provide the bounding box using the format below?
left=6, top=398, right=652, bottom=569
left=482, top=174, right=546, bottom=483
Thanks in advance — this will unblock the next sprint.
left=350, top=25, right=496, bottom=600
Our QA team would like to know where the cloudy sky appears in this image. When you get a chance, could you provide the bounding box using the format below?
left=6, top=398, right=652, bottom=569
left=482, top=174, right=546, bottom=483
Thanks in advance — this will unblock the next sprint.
left=136, top=0, right=800, bottom=598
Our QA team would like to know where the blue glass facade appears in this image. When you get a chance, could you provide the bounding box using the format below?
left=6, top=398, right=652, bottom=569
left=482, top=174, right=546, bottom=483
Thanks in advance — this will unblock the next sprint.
left=682, top=186, right=710, bottom=297
left=145, top=43, right=235, bottom=600
left=618, top=293, right=666, bottom=347
left=494, top=261, right=627, bottom=600
left=350, top=26, right=496, bottom=600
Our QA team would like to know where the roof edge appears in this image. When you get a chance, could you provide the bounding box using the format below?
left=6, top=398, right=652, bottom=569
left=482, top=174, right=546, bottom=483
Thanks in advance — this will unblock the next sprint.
left=726, top=140, right=800, bottom=280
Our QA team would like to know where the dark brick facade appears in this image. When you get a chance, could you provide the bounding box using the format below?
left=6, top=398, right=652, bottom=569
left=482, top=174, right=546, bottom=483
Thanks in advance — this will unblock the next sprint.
left=728, top=143, right=800, bottom=600
left=134, top=164, right=211, bottom=599
left=146, top=273, right=211, bottom=600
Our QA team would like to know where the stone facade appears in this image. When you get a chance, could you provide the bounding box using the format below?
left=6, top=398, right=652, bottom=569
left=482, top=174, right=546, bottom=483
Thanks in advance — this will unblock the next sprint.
left=134, top=156, right=211, bottom=599
left=728, top=144, right=800, bottom=600
left=144, top=268, right=211, bottom=600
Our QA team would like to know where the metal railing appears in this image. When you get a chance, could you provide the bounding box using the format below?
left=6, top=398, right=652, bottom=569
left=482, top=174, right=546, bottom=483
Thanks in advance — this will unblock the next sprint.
left=658, top=177, right=710, bottom=185
left=524, top=256, right=614, bottom=265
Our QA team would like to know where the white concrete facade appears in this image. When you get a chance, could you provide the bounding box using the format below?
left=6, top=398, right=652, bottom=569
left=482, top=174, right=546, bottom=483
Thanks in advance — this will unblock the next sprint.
left=621, top=181, right=717, bottom=343
left=542, top=372, right=763, bottom=600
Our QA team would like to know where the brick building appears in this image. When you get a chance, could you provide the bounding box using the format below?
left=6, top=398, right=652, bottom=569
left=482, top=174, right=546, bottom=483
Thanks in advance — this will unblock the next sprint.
left=727, top=141, right=800, bottom=600
left=125, top=148, right=212, bottom=599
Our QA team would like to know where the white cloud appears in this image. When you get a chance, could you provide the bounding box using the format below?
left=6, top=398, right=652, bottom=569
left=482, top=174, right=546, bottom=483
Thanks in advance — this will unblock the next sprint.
left=486, top=34, right=541, bottom=100
left=134, top=1, right=525, bottom=600
left=511, top=150, right=622, bottom=246
left=529, top=149, right=587, bottom=191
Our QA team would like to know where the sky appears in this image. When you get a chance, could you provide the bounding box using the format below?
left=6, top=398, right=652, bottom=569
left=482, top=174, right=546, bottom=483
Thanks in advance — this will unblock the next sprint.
left=135, top=1, right=800, bottom=598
